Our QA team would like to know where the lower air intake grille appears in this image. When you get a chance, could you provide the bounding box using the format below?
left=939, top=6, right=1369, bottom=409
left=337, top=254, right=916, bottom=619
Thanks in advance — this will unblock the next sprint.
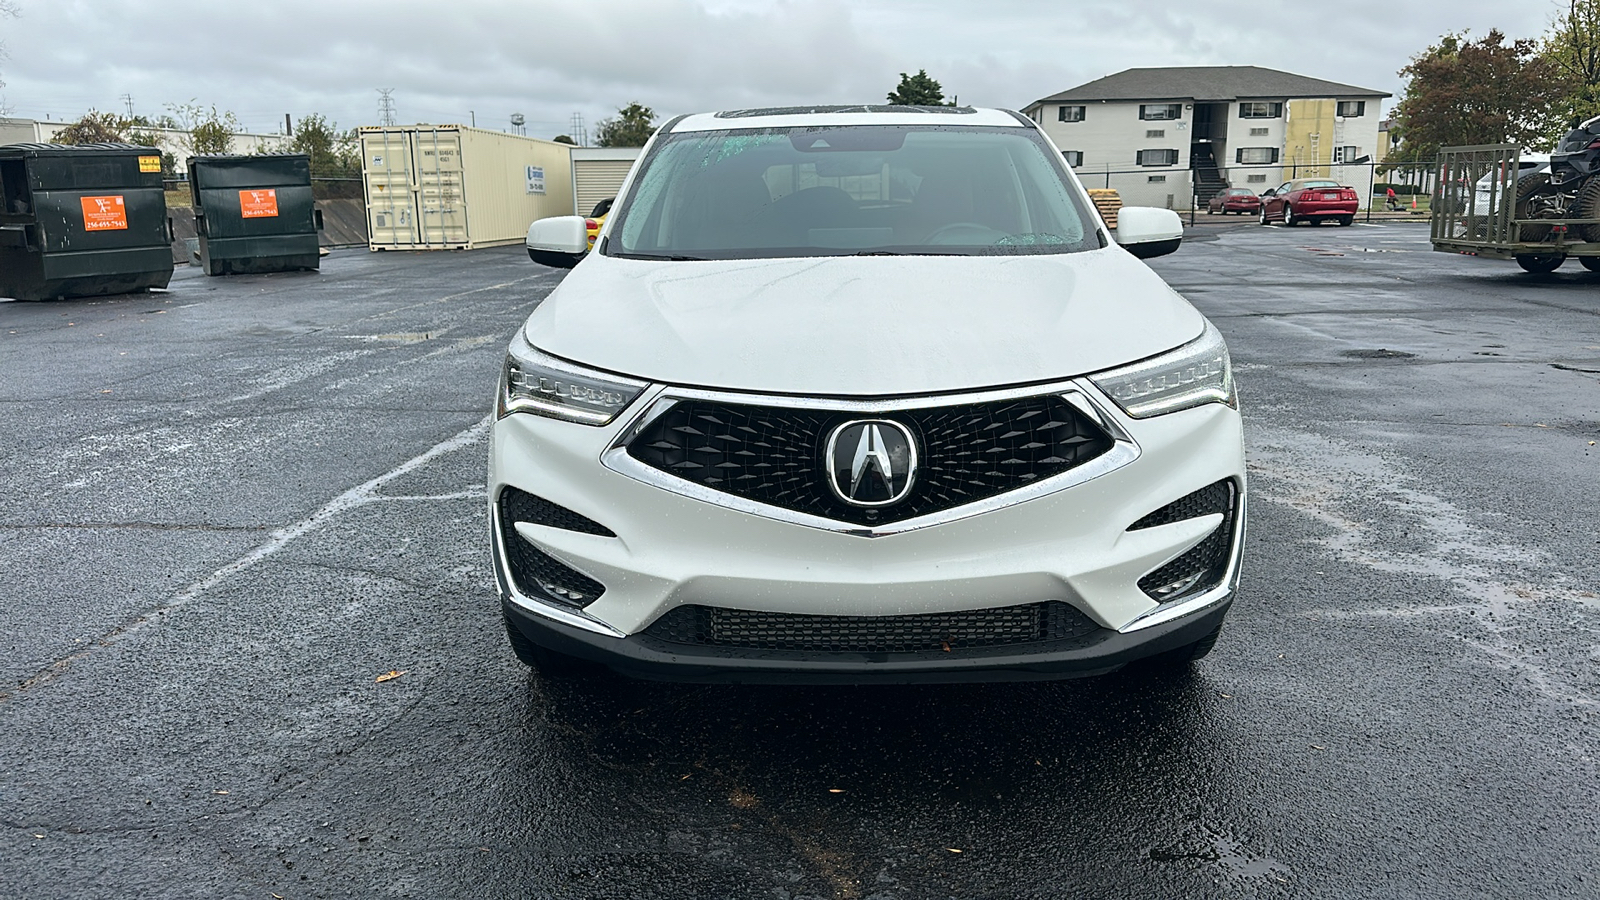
left=1135, top=480, right=1239, bottom=602
left=497, top=488, right=607, bottom=608
left=643, top=601, right=1100, bottom=654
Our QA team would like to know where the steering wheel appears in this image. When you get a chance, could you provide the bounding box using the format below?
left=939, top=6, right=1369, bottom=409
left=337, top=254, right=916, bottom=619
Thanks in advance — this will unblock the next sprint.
left=924, top=222, right=1010, bottom=245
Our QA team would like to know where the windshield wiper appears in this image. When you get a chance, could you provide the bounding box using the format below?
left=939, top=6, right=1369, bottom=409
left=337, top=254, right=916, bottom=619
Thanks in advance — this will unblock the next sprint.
left=610, top=252, right=709, bottom=261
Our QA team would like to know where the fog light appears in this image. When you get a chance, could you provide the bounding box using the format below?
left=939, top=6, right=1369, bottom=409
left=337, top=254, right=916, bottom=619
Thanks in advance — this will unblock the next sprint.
left=1147, top=569, right=1207, bottom=600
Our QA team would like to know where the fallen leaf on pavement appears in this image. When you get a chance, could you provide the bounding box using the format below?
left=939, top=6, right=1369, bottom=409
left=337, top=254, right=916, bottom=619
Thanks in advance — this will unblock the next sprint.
left=375, top=670, right=406, bottom=683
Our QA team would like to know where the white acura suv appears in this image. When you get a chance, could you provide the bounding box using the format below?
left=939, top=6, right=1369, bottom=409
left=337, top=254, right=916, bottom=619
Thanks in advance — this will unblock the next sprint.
left=495, top=106, right=1244, bottom=682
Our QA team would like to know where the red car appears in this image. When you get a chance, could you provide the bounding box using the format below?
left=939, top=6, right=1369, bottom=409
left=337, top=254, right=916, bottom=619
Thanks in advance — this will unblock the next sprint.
left=1208, top=188, right=1261, bottom=215
left=1259, top=179, right=1359, bottom=226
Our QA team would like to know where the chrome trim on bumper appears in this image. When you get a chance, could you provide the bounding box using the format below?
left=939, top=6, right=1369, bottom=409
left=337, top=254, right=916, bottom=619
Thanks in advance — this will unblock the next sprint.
left=598, top=379, right=1142, bottom=539
left=490, top=507, right=625, bottom=638
left=1118, top=487, right=1248, bottom=633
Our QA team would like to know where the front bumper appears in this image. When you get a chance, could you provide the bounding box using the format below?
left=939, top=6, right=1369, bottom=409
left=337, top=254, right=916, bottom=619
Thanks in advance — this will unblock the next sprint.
left=501, top=592, right=1233, bottom=684
left=489, top=378, right=1246, bottom=681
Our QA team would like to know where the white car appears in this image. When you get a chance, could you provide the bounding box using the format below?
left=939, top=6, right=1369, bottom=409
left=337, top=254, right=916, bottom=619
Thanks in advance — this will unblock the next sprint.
left=498, top=106, right=1245, bottom=682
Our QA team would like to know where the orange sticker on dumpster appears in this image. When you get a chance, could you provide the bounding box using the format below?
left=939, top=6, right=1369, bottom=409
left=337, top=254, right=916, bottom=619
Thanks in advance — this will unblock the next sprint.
left=239, top=189, right=280, bottom=218
left=80, top=195, right=128, bottom=231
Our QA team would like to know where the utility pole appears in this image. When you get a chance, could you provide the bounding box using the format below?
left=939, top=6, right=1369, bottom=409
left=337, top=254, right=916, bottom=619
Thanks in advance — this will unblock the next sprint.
left=285, top=113, right=292, bottom=136
left=377, top=89, right=397, bottom=127
left=569, top=111, right=588, bottom=147
left=470, top=110, right=475, bottom=127
left=120, top=94, right=134, bottom=117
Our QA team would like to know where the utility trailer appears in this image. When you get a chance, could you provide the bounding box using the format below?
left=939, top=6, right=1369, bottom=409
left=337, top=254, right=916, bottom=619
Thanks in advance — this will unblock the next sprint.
left=1430, top=143, right=1600, bottom=273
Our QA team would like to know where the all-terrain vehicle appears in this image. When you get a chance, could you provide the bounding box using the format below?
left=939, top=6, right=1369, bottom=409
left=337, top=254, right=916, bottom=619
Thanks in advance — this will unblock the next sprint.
left=1514, top=114, right=1600, bottom=243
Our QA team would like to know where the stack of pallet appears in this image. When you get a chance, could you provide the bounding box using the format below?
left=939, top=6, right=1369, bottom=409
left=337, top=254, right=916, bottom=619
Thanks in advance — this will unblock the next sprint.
left=1085, top=189, right=1123, bottom=229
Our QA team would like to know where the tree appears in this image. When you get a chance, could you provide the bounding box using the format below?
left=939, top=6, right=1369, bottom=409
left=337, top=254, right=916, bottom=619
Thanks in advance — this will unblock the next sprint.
left=54, top=111, right=128, bottom=145
left=1541, top=0, right=1600, bottom=143
left=0, top=0, right=17, bottom=110
left=594, top=102, right=656, bottom=148
left=887, top=70, right=952, bottom=106
left=290, top=113, right=358, bottom=178
left=165, top=101, right=242, bottom=157
left=1392, top=30, right=1562, bottom=156
left=552, top=134, right=577, bottom=145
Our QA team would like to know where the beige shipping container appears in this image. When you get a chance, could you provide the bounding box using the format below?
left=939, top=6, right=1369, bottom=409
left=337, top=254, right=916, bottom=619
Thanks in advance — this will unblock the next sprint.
left=359, top=125, right=574, bottom=250
left=571, top=147, right=641, bottom=217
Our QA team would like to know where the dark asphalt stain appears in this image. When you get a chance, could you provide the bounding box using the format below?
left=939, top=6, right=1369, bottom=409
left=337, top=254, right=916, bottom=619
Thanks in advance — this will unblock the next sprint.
left=1339, top=348, right=1418, bottom=359
left=2, top=233, right=1597, bottom=898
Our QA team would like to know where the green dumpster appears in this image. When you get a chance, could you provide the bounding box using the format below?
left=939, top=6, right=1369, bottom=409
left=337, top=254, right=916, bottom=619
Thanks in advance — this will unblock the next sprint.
left=0, top=143, right=174, bottom=301
left=189, top=153, right=320, bottom=276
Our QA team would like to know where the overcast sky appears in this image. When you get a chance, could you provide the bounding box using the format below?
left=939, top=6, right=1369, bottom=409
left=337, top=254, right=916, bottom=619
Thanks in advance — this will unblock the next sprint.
left=0, top=0, right=1563, bottom=139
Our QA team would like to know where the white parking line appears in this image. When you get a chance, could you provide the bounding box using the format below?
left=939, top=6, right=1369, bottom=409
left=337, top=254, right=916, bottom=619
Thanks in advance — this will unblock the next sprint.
left=0, top=415, right=492, bottom=703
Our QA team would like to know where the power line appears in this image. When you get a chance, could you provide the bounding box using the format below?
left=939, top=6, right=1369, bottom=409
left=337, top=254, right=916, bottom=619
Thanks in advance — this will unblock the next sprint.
left=119, top=94, right=134, bottom=117
left=376, top=88, right=396, bottom=127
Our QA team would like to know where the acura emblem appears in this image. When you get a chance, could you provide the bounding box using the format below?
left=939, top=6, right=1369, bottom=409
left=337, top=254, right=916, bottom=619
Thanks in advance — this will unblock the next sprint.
left=825, top=419, right=917, bottom=507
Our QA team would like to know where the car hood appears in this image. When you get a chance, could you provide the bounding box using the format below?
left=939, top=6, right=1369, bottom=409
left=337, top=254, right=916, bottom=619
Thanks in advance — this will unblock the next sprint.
left=523, top=247, right=1205, bottom=396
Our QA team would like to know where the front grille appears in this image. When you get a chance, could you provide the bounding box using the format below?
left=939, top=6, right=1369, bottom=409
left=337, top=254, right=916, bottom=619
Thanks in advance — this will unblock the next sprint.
left=626, top=394, right=1112, bottom=525
left=496, top=488, right=607, bottom=608
left=1136, top=480, right=1239, bottom=602
left=643, top=601, right=1101, bottom=654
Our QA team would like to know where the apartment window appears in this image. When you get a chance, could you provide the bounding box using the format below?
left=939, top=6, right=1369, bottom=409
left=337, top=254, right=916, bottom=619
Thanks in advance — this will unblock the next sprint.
left=1146, top=129, right=1166, bottom=139
left=1238, top=102, right=1283, bottom=119
left=1236, top=147, right=1280, bottom=165
left=1062, top=150, right=1083, bottom=167
left=1137, top=149, right=1179, bottom=166
left=1336, top=100, right=1366, bottom=117
left=1058, top=105, right=1085, bottom=122
left=1140, top=104, right=1183, bottom=121
left=1148, top=175, right=1167, bottom=183
left=1333, top=146, right=1361, bottom=163
left=1246, top=174, right=1268, bottom=183
left=1249, top=127, right=1270, bottom=137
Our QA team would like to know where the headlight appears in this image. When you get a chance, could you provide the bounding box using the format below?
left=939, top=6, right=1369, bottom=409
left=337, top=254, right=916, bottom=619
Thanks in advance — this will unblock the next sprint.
left=1088, top=322, right=1235, bottom=418
left=498, top=329, right=647, bottom=425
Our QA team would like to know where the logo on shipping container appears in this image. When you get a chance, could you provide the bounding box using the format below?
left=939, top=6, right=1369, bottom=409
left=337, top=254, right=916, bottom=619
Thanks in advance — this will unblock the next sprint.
left=80, top=195, right=129, bottom=231
left=239, top=189, right=280, bottom=218
left=526, top=165, right=545, bottom=195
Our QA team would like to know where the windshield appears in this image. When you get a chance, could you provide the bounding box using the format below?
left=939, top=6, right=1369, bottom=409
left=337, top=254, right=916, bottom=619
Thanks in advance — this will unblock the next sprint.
left=607, top=125, right=1100, bottom=260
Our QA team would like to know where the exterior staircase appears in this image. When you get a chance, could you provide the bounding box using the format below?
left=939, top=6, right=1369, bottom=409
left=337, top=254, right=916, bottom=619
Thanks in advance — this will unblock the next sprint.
left=1191, top=144, right=1229, bottom=206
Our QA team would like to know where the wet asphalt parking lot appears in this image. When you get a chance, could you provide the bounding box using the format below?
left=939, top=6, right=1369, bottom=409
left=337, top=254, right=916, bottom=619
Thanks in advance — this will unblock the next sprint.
left=2, top=222, right=1598, bottom=899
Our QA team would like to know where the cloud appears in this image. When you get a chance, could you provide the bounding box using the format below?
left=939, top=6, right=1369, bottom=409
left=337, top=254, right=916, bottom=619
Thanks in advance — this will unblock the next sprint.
left=0, top=0, right=1560, bottom=137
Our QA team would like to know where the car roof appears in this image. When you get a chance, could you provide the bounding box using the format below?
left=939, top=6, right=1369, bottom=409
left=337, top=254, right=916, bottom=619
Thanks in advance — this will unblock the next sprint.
left=669, top=106, right=1026, bottom=132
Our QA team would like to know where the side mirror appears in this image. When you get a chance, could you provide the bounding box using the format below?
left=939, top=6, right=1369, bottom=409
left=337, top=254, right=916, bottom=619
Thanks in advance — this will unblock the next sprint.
left=525, top=215, right=588, bottom=269
left=1115, top=207, right=1183, bottom=259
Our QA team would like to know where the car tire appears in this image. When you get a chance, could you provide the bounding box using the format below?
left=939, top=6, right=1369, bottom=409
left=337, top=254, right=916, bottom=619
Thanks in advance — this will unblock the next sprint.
left=504, top=613, right=601, bottom=677
left=1145, top=623, right=1223, bottom=670
left=1259, top=206, right=1270, bottom=225
left=1516, top=253, right=1566, bottom=274
left=1284, top=206, right=1298, bottom=227
left=1337, top=215, right=1354, bottom=226
left=1580, top=256, right=1600, bottom=272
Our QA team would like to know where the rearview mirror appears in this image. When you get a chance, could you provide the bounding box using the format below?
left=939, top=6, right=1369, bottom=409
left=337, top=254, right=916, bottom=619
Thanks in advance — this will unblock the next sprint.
left=1115, top=207, right=1183, bottom=259
left=525, top=215, right=588, bottom=268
